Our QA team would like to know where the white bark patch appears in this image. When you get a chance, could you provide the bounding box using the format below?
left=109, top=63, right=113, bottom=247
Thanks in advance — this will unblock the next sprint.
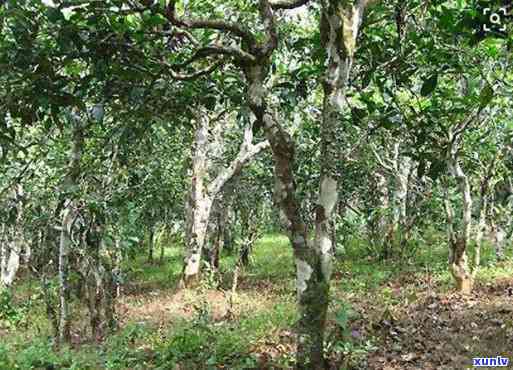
left=320, top=235, right=332, bottom=254
left=248, top=68, right=264, bottom=106
left=496, top=229, right=505, bottom=244
left=1, top=242, right=20, bottom=286
left=319, top=235, right=333, bottom=280
left=319, top=177, right=338, bottom=217
left=341, top=5, right=364, bottom=58
left=296, top=259, right=313, bottom=296
left=184, top=254, right=201, bottom=276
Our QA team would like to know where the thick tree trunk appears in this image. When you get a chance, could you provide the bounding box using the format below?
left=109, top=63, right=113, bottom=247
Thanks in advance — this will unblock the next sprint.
left=182, top=112, right=212, bottom=286
left=243, top=1, right=367, bottom=366
left=183, top=198, right=212, bottom=286
left=298, top=3, right=366, bottom=367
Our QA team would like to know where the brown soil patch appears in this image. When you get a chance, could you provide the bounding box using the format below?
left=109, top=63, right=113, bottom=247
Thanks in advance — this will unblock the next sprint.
left=366, top=278, right=513, bottom=369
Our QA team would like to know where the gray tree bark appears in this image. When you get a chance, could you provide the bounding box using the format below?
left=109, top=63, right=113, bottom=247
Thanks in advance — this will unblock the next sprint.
left=0, top=186, right=24, bottom=287
left=446, top=135, right=474, bottom=294
left=181, top=109, right=269, bottom=287
left=58, top=114, right=84, bottom=343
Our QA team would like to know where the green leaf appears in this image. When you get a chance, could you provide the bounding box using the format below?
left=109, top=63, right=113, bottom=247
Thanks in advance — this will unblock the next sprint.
left=146, top=14, right=167, bottom=27
left=46, top=8, right=64, bottom=23
left=420, top=74, right=438, bottom=96
left=428, top=159, right=446, bottom=181
left=479, top=84, right=494, bottom=108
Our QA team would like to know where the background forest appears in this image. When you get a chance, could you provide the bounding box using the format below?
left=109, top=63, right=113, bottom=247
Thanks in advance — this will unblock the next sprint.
left=1, top=0, right=513, bottom=369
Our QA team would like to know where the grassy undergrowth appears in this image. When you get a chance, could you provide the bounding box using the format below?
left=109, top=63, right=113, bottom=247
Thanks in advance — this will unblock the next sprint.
left=1, top=233, right=512, bottom=369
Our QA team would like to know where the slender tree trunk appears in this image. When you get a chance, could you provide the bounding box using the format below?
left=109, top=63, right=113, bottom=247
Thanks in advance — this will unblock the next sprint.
left=58, top=204, right=73, bottom=343
left=0, top=224, right=6, bottom=283
left=492, top=223, right=506, bottom=261
left=58, top=116, right=84, bottom=343
left=475, top=177, right=492, bottom=274
left=446, top=150, right=474, bottom=294
left=114, top=238, right=122, bottom=298
left=373, top=142, right=412, bottom=253
left=1, top=233, right=21, bottom=287
left=160, top=241, right=165, bottom=263
left=369, top=171, right=389, bottom=257
left=1, top=187, right=24, bottom=287
left=393, top=153, right=411, bottom=234
left=148, top=227, right=155, bottom=263
left=181, top=109, right=268, bottom=286
left=207, top=197, right=223, bottom=269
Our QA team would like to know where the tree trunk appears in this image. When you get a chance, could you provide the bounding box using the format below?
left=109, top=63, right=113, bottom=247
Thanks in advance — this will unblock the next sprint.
left=58, top=204, right=73, bottom=343
left=114, top=238, right=122, bottom=298
left=148, top=227, right=155, bottom=263
left=369, top=170, right=390, bottom=257
left=181, top=109, right=269, bottom=286
left=0, top=232, right=21, bottom=287
left=242, top=1, right=368, bottom=366
left=492, top=224, right=506, bottom=261
left=393, top=151, right=411, bottom=238
left=182, top=111, right=212, bottom=286
left=207, top=197, right=223, bottom=270
left=446, top=144, right=474, bottom=294
left=58, top=115, right=84, bottom=343
left=1, top=187, right=24, bottom=287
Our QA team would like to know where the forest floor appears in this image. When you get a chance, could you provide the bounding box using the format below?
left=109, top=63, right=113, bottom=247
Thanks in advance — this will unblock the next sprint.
left=1, top=233, right=513, bottom=369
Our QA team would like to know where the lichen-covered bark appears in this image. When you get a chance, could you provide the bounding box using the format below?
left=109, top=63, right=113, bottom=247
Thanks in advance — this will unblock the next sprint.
left=182, top=112, right=211, bottom=286
left=58, top=117, right=84, bottom=343
left=371, top=140, right=412, bottom=253
left=58, top=205, right=74, bottom=342
left=493, top=225, right=506, bottom=261
left=242, top=1, right=369, bottom=367
left=1, top=186, right=24, bottom=287
left=1, top=227, right=21, bottom=287
left=446, top=142, right=474, bottom=294
left=391, top=144, right=411, bottom=232
left=182, top=109, right=269, bottom=286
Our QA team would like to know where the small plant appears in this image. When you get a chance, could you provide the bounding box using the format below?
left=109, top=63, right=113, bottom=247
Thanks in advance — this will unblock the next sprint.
left=200, top=261, right=220, bottom=290
left=0, top=344, right=15, bottom=370
left=0, top=288, right=25, bottom=328
left=326, top=300, right=376, bottom=369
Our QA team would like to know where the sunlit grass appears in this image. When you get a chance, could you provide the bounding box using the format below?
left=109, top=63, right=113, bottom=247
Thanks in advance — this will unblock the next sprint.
left=2, top=231, right=512, bottom=368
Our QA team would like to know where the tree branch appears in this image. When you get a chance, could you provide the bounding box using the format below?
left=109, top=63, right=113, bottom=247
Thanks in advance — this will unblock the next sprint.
left=169, top=61, right=223, bottom=81
left=165, top=1, right=257, bottom=46
left=208, top=124, right=269, bottom=195
left=259, top=0, right=278, bottom=57
left=174, top=46, right=256, bottom=66
left=370, top=144, right=394, bottom=173
left=269, top=0, right=309, bottom=10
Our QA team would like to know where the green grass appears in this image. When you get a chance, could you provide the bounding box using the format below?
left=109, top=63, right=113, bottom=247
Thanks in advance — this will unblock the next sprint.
left=1, top=232, right=512, bottom=369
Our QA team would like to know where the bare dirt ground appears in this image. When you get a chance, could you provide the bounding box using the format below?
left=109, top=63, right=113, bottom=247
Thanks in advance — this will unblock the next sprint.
left=366, top=278, right=513, bottom=370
